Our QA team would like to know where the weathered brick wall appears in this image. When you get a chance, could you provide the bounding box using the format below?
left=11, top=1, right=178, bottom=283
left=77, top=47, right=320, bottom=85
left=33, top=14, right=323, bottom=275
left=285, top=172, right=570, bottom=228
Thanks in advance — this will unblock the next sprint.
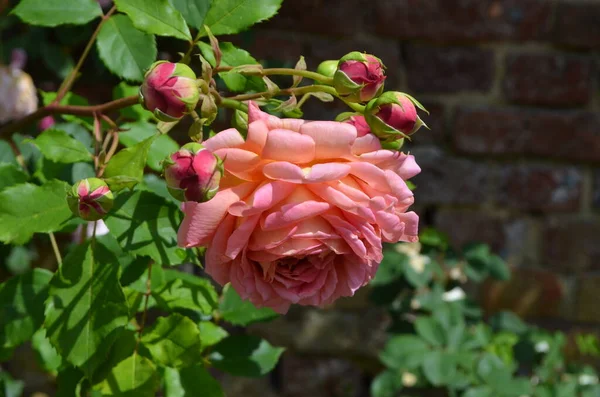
left=226, top=1, right=600, bottom=395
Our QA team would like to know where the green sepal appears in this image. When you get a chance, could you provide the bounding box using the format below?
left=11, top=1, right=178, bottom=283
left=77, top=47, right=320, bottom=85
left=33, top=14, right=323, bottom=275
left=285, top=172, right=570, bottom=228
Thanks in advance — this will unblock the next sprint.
left=154, top=108, right=182, bottom=123
left=334, top=112, right=361, bottom=122
left=316, top=60, right=338, bottom=79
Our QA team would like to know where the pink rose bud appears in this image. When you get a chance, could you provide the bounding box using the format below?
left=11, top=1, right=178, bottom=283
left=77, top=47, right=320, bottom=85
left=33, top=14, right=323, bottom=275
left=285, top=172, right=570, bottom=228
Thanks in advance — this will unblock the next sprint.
left=365, top=92, right=427, bottom=142
left=38, top=116, right=55, bottom=131
left=139, top=61, right=200, bottom=122
left=333, top=52, right=386, bottom=103
left=345, top=115, right=371, bottom=137
left=163, top=142, right=223, bottom=203
left=67, top=178, right=114, bottom=221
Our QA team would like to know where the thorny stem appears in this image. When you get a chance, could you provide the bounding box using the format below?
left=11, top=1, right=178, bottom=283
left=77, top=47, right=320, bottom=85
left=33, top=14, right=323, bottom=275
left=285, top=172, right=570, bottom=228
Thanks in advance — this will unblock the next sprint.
left=54, top=5, right=117, bottom=103
left=49, top=232, right=62, bottom=266
left=214, top=66, right=334, bottom=85
left=135, top=261, right=153, bottom=353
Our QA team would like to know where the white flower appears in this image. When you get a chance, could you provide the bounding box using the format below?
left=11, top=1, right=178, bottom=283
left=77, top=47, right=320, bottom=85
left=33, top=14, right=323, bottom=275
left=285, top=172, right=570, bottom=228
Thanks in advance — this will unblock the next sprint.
left=442, top=287, right=466, bottom=302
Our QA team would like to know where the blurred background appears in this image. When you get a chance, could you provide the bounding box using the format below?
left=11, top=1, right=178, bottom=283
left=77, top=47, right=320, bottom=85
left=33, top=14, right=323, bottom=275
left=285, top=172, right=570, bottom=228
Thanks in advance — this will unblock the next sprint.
left=1, top=0, right=600, bottom=396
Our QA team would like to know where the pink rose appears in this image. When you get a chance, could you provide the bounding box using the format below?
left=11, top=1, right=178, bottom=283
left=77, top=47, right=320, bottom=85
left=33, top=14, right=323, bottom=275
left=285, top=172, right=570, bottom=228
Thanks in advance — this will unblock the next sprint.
left=178, top=102, right=420, bottom=313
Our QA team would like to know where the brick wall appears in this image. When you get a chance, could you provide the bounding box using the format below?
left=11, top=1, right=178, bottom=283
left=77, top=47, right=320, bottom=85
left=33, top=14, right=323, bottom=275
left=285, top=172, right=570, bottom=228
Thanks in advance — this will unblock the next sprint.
left=227, top=1, right=600, bottom=395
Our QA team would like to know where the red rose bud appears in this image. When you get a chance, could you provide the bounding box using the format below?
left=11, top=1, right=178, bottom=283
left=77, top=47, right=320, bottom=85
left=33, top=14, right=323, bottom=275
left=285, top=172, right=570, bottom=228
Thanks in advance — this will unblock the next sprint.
left=67, top=178, right=114, bottom=221
left=140, top=61, right=200, bottom=122
left=365, top=92, right=427, bottom=142
left=333, top=52, right=386, bottom=103
left=163, top=142, right=223, bottom=202
left=38, top=116, right=55, bottom=131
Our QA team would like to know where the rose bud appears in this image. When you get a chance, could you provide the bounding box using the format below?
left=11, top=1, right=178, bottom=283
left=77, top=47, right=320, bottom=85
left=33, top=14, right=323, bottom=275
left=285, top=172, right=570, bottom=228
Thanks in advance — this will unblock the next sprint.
left=163, top=142, right=223, bottom=202
left=139, top=61, right=200, bottom=122
left=67, top=178, right=114, bottom=221
left=316, top=60, right=338, bottom=78
left=38, top=116, right=55, bottom=131
left=333, top=52, right=386, bottom=103
left=365, top=92, right=427, bottom=142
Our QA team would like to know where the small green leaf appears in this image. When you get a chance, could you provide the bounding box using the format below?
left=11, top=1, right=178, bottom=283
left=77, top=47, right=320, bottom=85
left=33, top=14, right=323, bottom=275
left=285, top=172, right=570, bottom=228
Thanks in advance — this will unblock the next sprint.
left=198, top=321, right=228, bottom=349
left=0, top=141, right=17, bottom=166
left=415, top=317, right=446, bottom=347
left=0, top=268, right=53, bottom=349
left=12, top=0, right=102, bottom=27
left=44, top=242, right=129, bottom=378
left=119, top=122, right=178, bottom=171
left=199, top=42, right=265, bottom=93
left=171, top=0, right=212, bottom=29
left=164, top=365, right=224, bottom=397
left=421, top=351, right=457, bottom=386
left=219, top=284, right=278, bottom=326
left=153, top=277, right=218, bottom=315
left=370, top=370, right=403, bottom=397
left=141, top=314, right=203, bottom=368
left=380, top=335, right=430, bottom=370
left=33, top=129, right=93, bottom=163
left=371, top=249, right=408, bottom=286
left=97, top=14, right=157, bottom=82
left=94, top=354, right=160, bottom=396
left=32, top=328, right=62, bottom=373
left=201, top=0, right=283, bottom=36
left=104, top=135, right=155, bottom=183
left=0, top=164, right=28, bottom=191
left=114, top=0, right=191, bottom=40
left=6, top=245, right=35, bottom=275
left=0, top=371, right=24, bottom=397
left=210, top=335, right=284, bottom=377
left=0, top=180, right=72, bottom=244
left=463, top=386, right=494, bottom=397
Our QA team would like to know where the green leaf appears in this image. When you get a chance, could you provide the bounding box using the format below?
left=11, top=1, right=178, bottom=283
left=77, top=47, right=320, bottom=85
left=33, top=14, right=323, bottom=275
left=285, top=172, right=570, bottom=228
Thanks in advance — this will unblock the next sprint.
left=141, top=314, right=203, bottom=368
left=113, top=82, right=148, bottom=120
left=11, top=0, right=102, bottom=27
left=94, top=354, right=160, bottom=396
left=198, top=321, right=228, bottom=349
left=41, top=42, right=75, bottom=79
left=6, top=245, right=35, bottom=275
left=202, top=0, right=283, bottom=36
left=463, top=386, right=494, bottom=397
left=44, top=242, right=129, bottom=378
left=380, top=335, right=429, bottom=370
left=170, top=0, right=212, bottom=29
left=210, top=335, right=284, bottom=377
left=0, top=268, right=53, bottom=349
left=414, top=317, right=446, bottom=347
left=0, top=141, right=17, bottom=166
left=33, top=129, right=93, bottom=163
left=421, top=351, right=457, bottom=386
left=371, top=249, right=408, bottom=286
left=219, top=283, right=278, bottom=326
left=97, top=14, right=158, bottom=82
left=104, top=135, right=156, bottom=183
left=0, top=371, right=24, bottom=397
left=32, top=328, right=63, bottom=373
left=199, top=42, right=265, bottom=93
left=119, top=122, right=178, bottom=171
left=139, top=174, right=179, bottom=205
left=0, top=180, right=72, bottom=244
left=114, top=0, right=191, bottom=40
left=153, top=278, right=218, bottom=315
left=0, top=164, right=28, bottom=191
left=55, top=367, right=85, bottom=397
left=164, top=365, right=224, bottom=397
left=105, top=191, right=196, bottom=266
left=370, top=370, right=403, bottom=397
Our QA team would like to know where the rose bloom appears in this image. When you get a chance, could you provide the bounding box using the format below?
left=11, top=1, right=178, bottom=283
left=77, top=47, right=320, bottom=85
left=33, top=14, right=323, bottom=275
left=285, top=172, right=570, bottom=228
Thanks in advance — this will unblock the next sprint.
left=178, top=102, right=420, bottom=313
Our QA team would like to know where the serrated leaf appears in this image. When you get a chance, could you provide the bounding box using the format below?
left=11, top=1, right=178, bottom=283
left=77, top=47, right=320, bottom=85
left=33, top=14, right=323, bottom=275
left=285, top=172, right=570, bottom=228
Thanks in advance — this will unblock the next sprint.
left=114, top=0, right=191, bottom=40
left=199, top=41, right=265, bottom=92
left=219, top=284, right=278, bottom=326
left=0, top=164, right=28, bottom=191
left=370, top=370, right=403, bottom=397
left=0, top=268, right=53, bottom=349
left=104, top=135, right=156, bottom=183
left=153, top=277, right=218, bottom=314
left=97, top=14, right=157, bottom=82
left=141, top=314, right=203, bottom=368
left=44, top=242, right=129, bottom=378
left=33, top=129, right=93, bottom=163
left=164, top=365, right=224, bottom=397
left=11, top=0, right=102, bottom=27
left=201, top=0, right=283, bottom=36
left=104, top=191, right=197, bottom=266
left=32, top=328, right=62, bottom=373
left=119, top=121, right=178, bottom=171
left=170, top=0, right=212, bottom=29
left=0, top=180, right=72, bottom=244
left=94, top=354, right=159, bottom=396
left=0, top=141, right=17, bottom=166
left=198, top=321, right=228, bottom=349
left=210, top=335, right=284, bottom=377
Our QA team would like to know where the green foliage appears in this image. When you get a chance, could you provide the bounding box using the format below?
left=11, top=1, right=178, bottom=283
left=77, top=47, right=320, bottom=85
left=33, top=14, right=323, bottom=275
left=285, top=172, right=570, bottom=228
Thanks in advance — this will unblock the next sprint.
left=199, top=42, right=265, bottom=92
left=218, top=283, right=278, bottom=325
left=201, top=0, right=283, bottom=36
left=12, top=0, right=102, bottom=27
left=104, top=135, right=156, bottom=184
left=94, top=354, right=160, bottom=396
left=0, top=164, right=28, bottom=191
left=171, top=0, right=212, bottom=29
left=119, top=121, right=179, bottom=171
left=209, top=335, right=285, bottom=377
left=114, top=0, right=191, bottom=41
left=97, top=14, right=158, bottom=82
left=33, top=128, right=93, bottom=163
left=164, top=365, right=224, bottom=397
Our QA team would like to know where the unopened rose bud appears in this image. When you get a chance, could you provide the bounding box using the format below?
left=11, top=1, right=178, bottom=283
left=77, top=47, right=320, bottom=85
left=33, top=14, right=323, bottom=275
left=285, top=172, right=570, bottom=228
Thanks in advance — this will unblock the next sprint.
left=67, top=178, right=114, bottom=221
left=333, top=52, right=386, bottom=103
left=38, top=116, right=55, bottom=131
left=365, top=92, right=426, bottom=142
left=316, top=60, right=338, bottom=79
left=139, top=61, right=200, bottom=122
left=163, top=142, right=223, bottom=202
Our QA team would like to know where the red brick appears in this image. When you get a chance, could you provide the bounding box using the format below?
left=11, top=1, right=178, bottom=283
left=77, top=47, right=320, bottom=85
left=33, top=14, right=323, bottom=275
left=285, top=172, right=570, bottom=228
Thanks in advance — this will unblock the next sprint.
left=405, top=45, right=494, bottom=94
left=551, top=1, right=600, bottom=49
left=262, top=0, right=365, bottom=37
left=236, top=30, right=305, bottom=65
left=503, top=53, right=593, bottom=106
left=373, top=0, right=553, bottom=42
left=493, top=164, right=582, bottom=212
left=406, top=101, right=446, bottom=146
left=454, top=107, right=600, bottom=162
left=411, top=147, right=493, bottom=205
left=543, top=218, right=600, bottom=272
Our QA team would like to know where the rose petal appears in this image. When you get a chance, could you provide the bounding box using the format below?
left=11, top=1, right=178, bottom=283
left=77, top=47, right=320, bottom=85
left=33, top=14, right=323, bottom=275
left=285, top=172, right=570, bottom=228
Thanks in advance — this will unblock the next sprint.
left=203, top=128, right=245, bottom=151
left=262, top=129, right=315, bottom=163
left=300, top=121, right=356, bottom=159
